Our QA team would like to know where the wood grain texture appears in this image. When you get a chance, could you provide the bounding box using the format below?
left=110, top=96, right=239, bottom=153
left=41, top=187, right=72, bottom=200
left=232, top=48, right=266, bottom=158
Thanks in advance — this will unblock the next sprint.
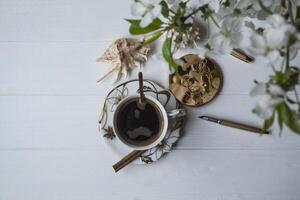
left=0, top=42, right=274, bottom=95
left=0, top=0, right=300, bottom=199
left=1, top=150, right=300, bottom=200
left=1, top=95, right=299, bottom=150
left=0, top=0, right=130, bottom=41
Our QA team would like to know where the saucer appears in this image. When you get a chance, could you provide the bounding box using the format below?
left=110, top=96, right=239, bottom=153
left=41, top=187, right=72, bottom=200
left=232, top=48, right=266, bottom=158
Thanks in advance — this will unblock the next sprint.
left=98, top=79, right=184, bottom=164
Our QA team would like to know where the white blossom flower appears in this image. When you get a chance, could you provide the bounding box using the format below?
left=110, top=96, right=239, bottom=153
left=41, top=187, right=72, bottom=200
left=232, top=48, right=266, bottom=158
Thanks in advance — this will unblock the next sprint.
left=188, top=0, right=219, bottom=10
left=217, top=0, right=286, bottom=19
left=290, top=33, right=300, bottom=60
left=251, top=83, right=285, bottom=119
left=265, top=14, right=296, bottom=46
left=250, top=33, right=284, bottom=67
left=293, top=110, right=300, bottom=124
left=208, top=17, right=244, bottom=54
left=131, top=0, right=162, bottom=28
left=251, top=0, right=284, bottom=20
left=166, top=0, right=177, bottom=4
left=249, top=14, right=296, bottom=67
left=218, top=0, right=255, bottom=18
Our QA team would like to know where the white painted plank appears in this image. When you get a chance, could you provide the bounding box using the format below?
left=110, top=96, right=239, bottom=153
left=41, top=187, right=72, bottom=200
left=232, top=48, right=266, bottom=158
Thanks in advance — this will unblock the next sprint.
left=0, top=42, right=274, bottom=95
left=1, top=0, right=300, bottom=200
left=0, top=150, right=300, bottom=200
left=0, top=95, right=298, bottom=150
left=0, top=0, right=130, bottom=41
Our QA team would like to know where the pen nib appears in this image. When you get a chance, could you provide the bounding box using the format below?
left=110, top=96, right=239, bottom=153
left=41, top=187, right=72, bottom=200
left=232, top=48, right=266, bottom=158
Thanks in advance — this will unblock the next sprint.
left=198, top=116, right=209, bottom=120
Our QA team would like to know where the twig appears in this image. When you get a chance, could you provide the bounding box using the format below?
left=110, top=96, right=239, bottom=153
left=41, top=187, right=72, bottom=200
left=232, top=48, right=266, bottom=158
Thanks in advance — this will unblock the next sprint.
left=258, top=0, right=273, bottom=14
left=183, top=7, right=202, bottom=21
left=286, top=39, right=290, bottom=70
left=169, top=9, right=176, bottom=15
left=210, top=15, right=221, bottom=29
left=287, top=0, right=295, bottom=25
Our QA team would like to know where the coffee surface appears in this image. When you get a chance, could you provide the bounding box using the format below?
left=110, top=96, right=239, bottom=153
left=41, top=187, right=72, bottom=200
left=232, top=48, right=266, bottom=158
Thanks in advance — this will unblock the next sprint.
left=116, top=98, right=162, bottom=146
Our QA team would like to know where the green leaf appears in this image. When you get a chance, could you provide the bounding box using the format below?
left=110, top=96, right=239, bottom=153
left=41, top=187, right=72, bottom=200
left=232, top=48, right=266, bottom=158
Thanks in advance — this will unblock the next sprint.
left=222, top=0, right=230, bottom=7
left=162, top=37, right=178, bottom=73
left=263, top=111, right=275, bottom=131
left=204, top=43, right=211, bottom=50
left=233, top=8, right=241, bottom=15
left=144, top=31, right=163, bottom=45
left=277, top=103, right=300, bottom=134
left=178, top=1, right=187, bottom=9
left=296, top=6, right=300, bottom=30
left=200, top=4, right=213, bottom=20
left=296, top=6, right=300, bottom=20
left=160, top=1, right=169, bottom=18
left=277, top=105, right=283, bottom=135
left=126, top=18, right=163, bottom=35
left=256, top=27, right=264, bottom=34
left=286, top=97, right=297, bottom=104
left=270, top=68, right=300, bottom=91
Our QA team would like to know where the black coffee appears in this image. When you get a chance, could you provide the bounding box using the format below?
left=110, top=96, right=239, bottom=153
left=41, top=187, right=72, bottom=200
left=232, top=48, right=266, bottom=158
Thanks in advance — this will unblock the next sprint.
left=116, top=97, right=162, bottom=146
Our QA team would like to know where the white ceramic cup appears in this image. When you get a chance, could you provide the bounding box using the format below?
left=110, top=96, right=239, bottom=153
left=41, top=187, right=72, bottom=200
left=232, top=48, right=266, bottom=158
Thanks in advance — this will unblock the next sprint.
left=113, top=95, right=185, bottom=150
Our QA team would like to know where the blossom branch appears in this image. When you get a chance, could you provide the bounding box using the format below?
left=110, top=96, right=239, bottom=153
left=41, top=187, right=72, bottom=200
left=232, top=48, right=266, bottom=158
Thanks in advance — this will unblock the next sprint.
left=182, top=7, right=203, bottom=21
left=258, top=0, right=273, bottom=14
left=210, top=15, right=221, bottom=29
left=286, top=39, right=290, bottom=70
left=287, top=0, right=295, bottom=25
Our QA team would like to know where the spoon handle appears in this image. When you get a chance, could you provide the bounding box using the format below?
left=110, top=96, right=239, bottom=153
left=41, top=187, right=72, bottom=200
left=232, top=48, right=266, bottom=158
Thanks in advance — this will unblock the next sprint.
left=138, top=72, right=145, bottom=103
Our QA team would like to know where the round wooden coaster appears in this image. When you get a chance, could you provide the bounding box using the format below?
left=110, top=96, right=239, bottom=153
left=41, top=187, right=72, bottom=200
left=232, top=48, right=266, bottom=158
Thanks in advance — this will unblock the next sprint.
left=169, top=54, right=223, bottom=107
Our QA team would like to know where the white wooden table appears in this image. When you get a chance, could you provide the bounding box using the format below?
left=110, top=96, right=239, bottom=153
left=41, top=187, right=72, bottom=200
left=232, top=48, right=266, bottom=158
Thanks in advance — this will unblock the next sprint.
left=1, top=1, right=300, bottom=199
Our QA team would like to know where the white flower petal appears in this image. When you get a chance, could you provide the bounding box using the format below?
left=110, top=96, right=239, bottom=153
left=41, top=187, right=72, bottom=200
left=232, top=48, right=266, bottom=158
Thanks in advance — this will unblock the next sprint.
left=290, top=41, right=300, bottom=60
left=217, top=7, right=232, bottom=19
left=149, top=3, right=161, bottom=18
left=256, top=94, right=272, bottom=108
left=265, top=28, right=287, bottom=49
left=250, top=83, right=267, bottom=97
left=254, top=102, right=274, bottom=119
left=236, top=0, right=251, bottom=9
left=269, top=97, right=284, bottom=107
left=166, top=0, right=176, bottom=3
left=255, top=94, right=274, bottom=119
left=148, top=0, right=162, bottom=4
left=230, top=18, right=244, bottom=33
left=131, top=2, right=146, bottom=16
left=266, top=14, right=285, bottom=28
left=251, top=83, right=285, bottom=119
left=269, top=84, right=285, bottom=96
left=209, top=33, right=232, bottom=54
left=266, top=50, right=283, bottom=67
left=140, top=12, right=153, bottom=28
left=250, top=34, right=267, bottom=54
left=204, top=49, right=219, bottom=58
left=207, top=0, right=220, bottom=10
left=221, top=17, right=233, bottom=32
left=230, top=32, right=243, bottom=47
left=251, top=1, right=261, bottom=11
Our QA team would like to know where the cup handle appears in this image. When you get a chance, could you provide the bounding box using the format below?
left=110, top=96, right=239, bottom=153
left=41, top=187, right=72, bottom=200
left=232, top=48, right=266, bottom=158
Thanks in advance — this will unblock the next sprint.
left=167, top=109, right=186, bottom=118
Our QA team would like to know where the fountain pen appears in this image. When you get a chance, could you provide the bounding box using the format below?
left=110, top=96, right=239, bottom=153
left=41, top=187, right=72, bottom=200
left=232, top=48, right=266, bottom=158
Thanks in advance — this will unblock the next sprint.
left=199, top=116, right=269, bottom=134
